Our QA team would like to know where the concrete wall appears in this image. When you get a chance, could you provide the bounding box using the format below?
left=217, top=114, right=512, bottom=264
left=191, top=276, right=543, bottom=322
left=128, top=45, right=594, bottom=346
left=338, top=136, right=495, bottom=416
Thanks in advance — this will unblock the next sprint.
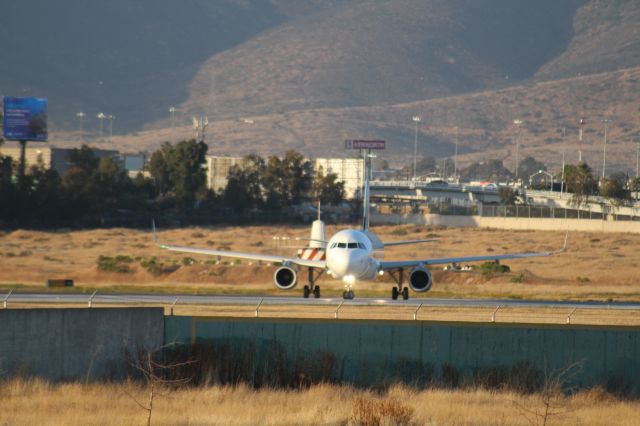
left=372, top=212, right=640, bottom=233
left=165, top=317, right=640, bottom=392
left=0, top=308, right=164, bottom=381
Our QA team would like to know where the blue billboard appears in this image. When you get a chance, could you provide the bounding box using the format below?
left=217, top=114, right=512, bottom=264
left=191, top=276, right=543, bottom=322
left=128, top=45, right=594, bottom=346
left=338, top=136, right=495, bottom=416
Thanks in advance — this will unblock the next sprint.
left=2, top=96, right=48, bottom=141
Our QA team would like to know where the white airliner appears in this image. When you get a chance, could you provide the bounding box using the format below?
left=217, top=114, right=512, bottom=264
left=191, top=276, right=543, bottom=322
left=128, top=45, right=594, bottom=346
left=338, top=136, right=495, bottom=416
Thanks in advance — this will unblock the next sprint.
left=156, top=168, right=566, bottom=300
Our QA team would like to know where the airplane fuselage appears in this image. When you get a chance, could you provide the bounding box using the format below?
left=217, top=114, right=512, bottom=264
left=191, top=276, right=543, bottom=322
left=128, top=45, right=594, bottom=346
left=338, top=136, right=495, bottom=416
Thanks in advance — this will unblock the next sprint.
left=325, top=229, right=380, bottom=282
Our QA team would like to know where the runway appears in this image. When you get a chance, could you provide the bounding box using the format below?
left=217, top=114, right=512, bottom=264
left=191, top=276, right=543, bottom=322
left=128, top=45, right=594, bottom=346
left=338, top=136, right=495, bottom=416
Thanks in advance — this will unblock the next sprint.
left=5, top=291, right=640, bottom=310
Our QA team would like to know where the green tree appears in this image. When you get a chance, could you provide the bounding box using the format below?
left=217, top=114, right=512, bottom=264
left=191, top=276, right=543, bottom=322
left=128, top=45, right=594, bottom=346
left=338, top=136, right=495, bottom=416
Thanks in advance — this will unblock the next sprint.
left=148, top=143, right=172, bottom=196
left=517, top=156, right=547, bottom=181
left=498, top=186, right=517, bottom=205
left=223, top=154, right=264, bottom=212
left=460, top=160, right=513, bottom=181
left=263, top=150, right=310, bottom=208
left=311, top=170, right=345, bottom=205
left=563, top=163, right=597, bottom=207
left=599, top=172, right=629, bottom=206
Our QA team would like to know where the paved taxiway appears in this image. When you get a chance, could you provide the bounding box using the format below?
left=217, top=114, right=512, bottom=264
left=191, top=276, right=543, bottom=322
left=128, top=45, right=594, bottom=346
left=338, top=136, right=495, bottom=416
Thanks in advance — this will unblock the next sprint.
left=5, top=292, right=640, bottom=310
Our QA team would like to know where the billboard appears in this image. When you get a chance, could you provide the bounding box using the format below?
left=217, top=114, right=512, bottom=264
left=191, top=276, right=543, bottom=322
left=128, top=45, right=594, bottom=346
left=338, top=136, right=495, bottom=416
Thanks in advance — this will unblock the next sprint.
left=344, top=139, right=386, bottom=150
left=2, top=96, right=48, bottom=141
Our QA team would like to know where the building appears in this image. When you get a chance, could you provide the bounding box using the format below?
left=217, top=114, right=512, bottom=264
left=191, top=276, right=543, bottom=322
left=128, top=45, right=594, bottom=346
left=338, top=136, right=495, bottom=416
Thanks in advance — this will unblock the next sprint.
left=314, top=157, right=364, bottom=198
left=205, top=155, right=365, bottom=198
left=0, top=141, right=121, bottom=176
left=206, top=156, right=249, bottom=192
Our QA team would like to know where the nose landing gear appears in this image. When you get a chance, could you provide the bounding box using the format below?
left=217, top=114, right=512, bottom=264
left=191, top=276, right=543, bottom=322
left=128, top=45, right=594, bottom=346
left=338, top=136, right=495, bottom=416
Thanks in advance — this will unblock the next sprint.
left=342, top=290, right=355, bottom=300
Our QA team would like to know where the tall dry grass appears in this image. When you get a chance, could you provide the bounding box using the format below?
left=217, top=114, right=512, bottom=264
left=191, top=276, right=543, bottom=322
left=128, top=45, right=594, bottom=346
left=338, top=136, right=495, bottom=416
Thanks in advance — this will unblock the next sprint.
left=1, top=378, right=639, bottom=425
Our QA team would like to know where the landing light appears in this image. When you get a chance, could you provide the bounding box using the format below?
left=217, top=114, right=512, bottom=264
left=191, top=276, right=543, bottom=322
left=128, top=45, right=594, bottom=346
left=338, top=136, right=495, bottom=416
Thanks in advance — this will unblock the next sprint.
left=343, top=275, right=355, bottom=285
left=378, top=270, right=385, bottom=276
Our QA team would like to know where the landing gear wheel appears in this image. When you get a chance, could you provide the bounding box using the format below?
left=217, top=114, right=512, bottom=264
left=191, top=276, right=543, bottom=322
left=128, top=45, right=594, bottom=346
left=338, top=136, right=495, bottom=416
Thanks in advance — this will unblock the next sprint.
left=303, top=285, right=310, bottom=298
left=392, top=286, right=399, bottom=300
left=402, top=287, right=409, bottom=300
left=343, top=290, right=354, bottom=300
left=313, top=286, right=320, bottom=299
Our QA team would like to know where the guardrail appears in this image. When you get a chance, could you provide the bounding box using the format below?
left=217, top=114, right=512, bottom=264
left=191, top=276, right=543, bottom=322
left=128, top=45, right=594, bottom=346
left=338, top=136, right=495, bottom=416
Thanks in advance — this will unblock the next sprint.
left=3, top=290, right=639, bottom=326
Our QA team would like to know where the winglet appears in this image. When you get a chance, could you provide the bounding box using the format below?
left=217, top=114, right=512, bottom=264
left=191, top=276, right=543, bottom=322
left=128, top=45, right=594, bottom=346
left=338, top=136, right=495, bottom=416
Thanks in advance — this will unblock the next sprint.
left=553, top=231, right=569, bottom=254
left=152, top=219, right=158, bottom=244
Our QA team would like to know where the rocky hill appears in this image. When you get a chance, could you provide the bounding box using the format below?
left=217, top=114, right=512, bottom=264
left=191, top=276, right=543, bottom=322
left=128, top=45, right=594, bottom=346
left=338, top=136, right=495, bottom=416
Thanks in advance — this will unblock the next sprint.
left=3, top=0, right=640, bottom=173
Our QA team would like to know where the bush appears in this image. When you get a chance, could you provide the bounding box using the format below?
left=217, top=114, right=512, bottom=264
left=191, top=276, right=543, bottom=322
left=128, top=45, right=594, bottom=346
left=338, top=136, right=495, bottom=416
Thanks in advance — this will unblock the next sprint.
left=97, top=255, right=133, bottom=273
left=390, top=227, right=408, bottom=236
left=351, top=396, right=413, bottom=426
left=474, top=261, right=510, bottom=277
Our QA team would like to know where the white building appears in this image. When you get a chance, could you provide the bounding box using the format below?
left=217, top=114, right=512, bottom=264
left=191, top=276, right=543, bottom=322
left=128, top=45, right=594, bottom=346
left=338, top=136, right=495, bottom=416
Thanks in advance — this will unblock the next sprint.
left=206, top=156, right=248, bottom=192
left=206, top=155, right=364, bottom=198
left=314, top=157, right=364, bottom=198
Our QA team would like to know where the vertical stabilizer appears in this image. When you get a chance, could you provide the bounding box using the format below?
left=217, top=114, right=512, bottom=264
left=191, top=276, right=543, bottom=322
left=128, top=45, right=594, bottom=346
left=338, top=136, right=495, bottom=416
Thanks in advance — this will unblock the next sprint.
left=310, top=201, right=326, bottom=248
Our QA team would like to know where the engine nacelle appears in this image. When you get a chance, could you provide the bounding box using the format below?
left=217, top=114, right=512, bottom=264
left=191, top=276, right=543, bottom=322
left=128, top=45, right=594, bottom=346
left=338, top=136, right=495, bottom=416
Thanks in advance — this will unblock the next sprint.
left=274, top=266, right=298, bottom=290
left=409, top=267, right=433, bottom=292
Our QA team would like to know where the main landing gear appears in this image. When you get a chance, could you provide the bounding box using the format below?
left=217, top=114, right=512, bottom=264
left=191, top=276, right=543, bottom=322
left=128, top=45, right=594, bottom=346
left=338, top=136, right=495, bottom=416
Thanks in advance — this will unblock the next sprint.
left=303, top=268, right=323, bottom=299
left=388, top=268, right=409, bottom=301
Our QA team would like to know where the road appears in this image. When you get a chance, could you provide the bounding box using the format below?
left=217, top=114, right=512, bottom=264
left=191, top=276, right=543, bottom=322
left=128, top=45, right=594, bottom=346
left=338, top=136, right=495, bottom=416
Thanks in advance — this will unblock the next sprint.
left=4, top=291, right=640, bottom=310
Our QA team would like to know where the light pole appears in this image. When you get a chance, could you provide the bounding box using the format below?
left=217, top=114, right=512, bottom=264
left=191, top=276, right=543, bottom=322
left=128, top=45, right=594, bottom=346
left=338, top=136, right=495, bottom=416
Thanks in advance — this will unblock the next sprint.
left=636, top=139, right=639, bottom=178
left=513, top=119, right=523, bottom=181
left=454, top=125, right=459, bottom=181
left=412, top=116, right=421, bottom=181
left=578, top=117, right=586, bottom=163
left=107, top=115, right=115, bottom=140
left=601, top=119, right=609, bottom=179
left=76, top=112, right=85, bottom=138
left=169, top=106, right=176, bottom=128
left=97, top=112, right=106, bottom=139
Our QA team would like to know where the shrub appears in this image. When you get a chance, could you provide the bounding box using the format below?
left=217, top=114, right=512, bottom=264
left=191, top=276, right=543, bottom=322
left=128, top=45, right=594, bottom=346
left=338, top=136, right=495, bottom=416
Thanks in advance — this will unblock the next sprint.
left=474, top=261, right=510, bottom=277
left=390, top=227, right=408, bottom=236
left=351, top=396, right=413, bottom=426
left=510, top=273, right=525, bottom=283
left=97, top=255, right=133, bottom=273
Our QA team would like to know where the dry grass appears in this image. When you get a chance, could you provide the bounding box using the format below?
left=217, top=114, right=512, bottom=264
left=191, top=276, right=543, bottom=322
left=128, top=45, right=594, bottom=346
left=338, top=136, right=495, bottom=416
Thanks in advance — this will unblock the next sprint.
left=0, top=378, right=639, bottom=425
left=1, top=226, right=640, bottom=303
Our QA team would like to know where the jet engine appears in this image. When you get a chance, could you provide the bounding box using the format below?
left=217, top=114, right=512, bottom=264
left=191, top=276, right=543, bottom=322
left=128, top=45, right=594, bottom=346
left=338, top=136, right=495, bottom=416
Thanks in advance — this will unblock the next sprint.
left=409, top=267, right=432, bottom=292
left=274, top=266, right=298, bottom=290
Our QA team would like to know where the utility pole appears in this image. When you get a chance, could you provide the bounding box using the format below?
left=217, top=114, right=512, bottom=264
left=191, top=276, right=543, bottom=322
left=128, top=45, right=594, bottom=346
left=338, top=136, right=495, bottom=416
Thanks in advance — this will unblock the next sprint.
left=513, top=119, right=523, bottom=181
left=602, top=119, right=609, bottom=179
left=76, top=112, right=85, bottom=139
left=169, top=106, right=176, bottom=128
left=97, top=112, right=106, bottom=139
left=107, top=115, right=115, bottom=140
left=579, top=119, right=584, bottom=163
left=412, top=116, right=421, bottom=181
left=454, top=125, right=459, bottom=182
left=636, top=139, right=639, bottom=178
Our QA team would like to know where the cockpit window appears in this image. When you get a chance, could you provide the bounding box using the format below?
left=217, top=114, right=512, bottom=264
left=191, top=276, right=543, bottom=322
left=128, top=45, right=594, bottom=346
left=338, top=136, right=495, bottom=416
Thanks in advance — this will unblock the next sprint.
left=330, top=242, right=337, bottom=248
left=348, top=242, right=358, bottom=249
left=337, top=242, right=347, bottom=248
left=358, top=242, right=366, bottom=249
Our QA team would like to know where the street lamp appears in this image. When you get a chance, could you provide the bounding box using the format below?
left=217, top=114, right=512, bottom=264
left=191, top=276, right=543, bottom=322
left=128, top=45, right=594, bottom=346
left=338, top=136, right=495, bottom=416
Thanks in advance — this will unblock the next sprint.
left=169, top=106, right=176, bottom=128
left=412, top=116, right=421, bottom=181
left=513, top=119, right=523, bottom=181
left=97, top=112, right=106, bottom=139
left=76, top=112, right=85, bottom=137
left=454, top=126, right=459, bottom=182
left=107, top=115, right=115, bottom=140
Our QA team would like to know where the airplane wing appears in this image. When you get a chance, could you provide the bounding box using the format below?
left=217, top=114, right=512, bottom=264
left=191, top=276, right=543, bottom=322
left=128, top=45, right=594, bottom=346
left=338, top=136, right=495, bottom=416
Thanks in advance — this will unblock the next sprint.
left=159, top=244, right=326, bottom=269
left=380, top=233, right=568, bottom=270
left=383, top=239, right=437, bottom=247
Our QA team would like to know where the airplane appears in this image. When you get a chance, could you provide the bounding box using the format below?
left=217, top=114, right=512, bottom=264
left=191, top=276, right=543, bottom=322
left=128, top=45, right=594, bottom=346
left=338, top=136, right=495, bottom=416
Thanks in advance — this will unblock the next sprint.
left=155, top=159, right=567, bottom=300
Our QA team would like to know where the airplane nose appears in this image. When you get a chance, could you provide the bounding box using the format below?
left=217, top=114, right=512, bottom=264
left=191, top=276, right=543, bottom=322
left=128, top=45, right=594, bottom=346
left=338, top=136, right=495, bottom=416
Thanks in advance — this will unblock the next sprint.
left=328, top=250, right=366, bottom=278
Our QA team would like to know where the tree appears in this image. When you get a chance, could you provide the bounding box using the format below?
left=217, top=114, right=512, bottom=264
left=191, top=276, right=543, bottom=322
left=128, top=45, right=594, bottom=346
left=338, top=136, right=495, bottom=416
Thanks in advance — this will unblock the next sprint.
left=311, top=170, right=345, bottom=205
left=223, top=154, right=264, bottom=212
left=460, top=160, right=513, bottom=181
left=498, top=186, right=517, bottom=205
left=148, top=140, right=208, bottom=207
left=563, top=163, right=597, bottom=207
left=599, top=172, right=629, bottom=206
left=148, top=143, right=172, bottom=196
left=263, top=150, right=310, bottom=208
left=517, top=156, right=546, bottom=181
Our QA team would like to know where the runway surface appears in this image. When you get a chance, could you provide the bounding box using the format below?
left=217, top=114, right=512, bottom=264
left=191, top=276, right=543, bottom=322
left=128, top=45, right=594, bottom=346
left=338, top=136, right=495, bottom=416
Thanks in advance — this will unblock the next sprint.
left=4, top=292, right=640, bottom=310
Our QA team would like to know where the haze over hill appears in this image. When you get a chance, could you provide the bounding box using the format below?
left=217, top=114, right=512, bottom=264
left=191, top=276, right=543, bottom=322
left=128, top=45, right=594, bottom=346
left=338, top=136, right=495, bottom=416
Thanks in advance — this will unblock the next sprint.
left=3, top=0, right=640, bottom=172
